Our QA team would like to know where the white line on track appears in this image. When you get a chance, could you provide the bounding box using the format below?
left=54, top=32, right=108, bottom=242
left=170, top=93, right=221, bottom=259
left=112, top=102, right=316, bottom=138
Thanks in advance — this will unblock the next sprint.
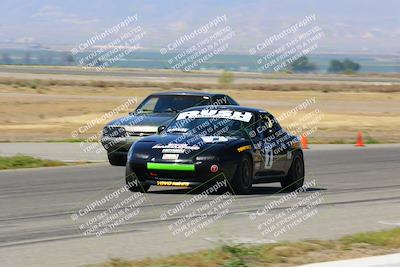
left=204, top=236, right=277, bottom=244
left=378, top=220, right=400, bottom=226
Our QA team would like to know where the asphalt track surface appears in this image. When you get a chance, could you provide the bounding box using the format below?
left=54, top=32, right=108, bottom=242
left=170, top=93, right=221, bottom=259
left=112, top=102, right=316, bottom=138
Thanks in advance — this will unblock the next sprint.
left=1, top=145, right=400, bottom=266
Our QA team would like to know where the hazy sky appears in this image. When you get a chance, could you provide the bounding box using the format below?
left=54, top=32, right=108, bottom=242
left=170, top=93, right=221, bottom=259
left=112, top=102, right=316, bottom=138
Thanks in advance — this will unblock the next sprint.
left=0, top=0, right=399, bottom=52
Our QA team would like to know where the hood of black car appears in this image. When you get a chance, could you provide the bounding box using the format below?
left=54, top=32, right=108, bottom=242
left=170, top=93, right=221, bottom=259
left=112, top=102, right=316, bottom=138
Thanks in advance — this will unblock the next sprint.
left=106, top=113, right=175, bottom=131
left=132, top=134, right=242, bottom=161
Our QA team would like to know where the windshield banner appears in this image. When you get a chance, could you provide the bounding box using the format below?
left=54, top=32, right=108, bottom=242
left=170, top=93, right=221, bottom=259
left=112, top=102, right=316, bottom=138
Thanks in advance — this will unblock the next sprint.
left=176, top=109, right=253, bottom=122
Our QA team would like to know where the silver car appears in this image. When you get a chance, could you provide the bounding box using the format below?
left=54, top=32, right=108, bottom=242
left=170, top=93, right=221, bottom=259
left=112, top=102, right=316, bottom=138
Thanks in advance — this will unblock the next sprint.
left=101, top=91, right=239, bottom=166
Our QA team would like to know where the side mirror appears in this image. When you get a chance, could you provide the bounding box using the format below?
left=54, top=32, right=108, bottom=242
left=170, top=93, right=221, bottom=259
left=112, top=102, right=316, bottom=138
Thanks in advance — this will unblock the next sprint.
left=130, top=108, right=143, bottom=115
left=157, top=125, right=166, bottom=134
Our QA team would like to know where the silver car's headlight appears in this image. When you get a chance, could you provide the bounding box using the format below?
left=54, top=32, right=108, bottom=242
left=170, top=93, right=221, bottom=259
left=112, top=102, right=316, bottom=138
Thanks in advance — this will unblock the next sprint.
left=103, top=126, right=126, bottom=138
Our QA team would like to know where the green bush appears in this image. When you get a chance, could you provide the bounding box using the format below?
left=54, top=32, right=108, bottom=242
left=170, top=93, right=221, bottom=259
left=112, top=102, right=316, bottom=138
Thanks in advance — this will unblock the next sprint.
left=288, top=56, right=317, bottom=73
left=328, top=59, right=360, bottom=73
left=0, top=155, right=65, bottom=170
left=219, top=71, right=234, bottom=87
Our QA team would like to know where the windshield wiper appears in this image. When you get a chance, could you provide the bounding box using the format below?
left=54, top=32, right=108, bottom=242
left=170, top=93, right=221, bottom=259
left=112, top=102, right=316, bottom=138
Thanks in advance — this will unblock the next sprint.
left=163, top=107, right=179, bottom=113
left=135, top=108, right=153, bottom=114
left=166, top=128, right=188, bottom=133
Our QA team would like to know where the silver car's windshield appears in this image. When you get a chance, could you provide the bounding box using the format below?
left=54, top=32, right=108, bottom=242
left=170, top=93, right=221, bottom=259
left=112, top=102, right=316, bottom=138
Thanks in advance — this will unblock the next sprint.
left=136, top=95, right=210, bottom=113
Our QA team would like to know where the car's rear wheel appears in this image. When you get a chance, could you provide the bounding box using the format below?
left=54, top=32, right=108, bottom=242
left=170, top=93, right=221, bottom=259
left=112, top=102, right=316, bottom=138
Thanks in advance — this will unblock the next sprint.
left=231, top=155, right=253, bottom=194
left=125, top=165, right=150, bottom=193
left=281, top=152, right=305, bottom=191
left=107, top=152, right=126, bottom=166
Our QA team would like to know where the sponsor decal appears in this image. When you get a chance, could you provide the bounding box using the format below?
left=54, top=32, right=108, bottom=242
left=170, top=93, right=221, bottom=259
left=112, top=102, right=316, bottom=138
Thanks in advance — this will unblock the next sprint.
left=162, top=148, right=186, bottom=154
left=210, top=164, right=219, bottom=173
left=201, top=136, right=228, bottom=143
left=176, top=109, right=253, bottom=122
left=152, top=143, right=200, bottom=150
left=162, top=154, right=180, bottom=160
left=237, top=145, right=252, bottom=152
left=147, top=162, right=195, bottom=171
left=156, top=181, right=190, bottom=187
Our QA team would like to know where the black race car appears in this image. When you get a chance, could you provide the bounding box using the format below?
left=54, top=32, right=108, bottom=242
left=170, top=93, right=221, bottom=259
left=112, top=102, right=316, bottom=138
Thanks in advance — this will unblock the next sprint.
left=126, top=105, right=304, bottom=194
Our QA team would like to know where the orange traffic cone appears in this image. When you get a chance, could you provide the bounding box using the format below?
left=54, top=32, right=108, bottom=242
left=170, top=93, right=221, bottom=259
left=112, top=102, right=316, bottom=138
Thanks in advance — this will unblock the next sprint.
left=301, top=135, right=309, bottom=149
left=355, top=131, right=365, bottom=147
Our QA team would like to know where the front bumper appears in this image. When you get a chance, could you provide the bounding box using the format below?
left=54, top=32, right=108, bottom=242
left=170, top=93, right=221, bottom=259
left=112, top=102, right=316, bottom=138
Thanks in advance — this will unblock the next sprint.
left=127, top=159, right=237, bottom=187
left=101, top=136, right=142, bottom=154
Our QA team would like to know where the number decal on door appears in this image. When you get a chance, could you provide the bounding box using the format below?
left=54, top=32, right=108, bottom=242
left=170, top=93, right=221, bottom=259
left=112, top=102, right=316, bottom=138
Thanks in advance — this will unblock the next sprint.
left=263, top=143, right=273, bottom=169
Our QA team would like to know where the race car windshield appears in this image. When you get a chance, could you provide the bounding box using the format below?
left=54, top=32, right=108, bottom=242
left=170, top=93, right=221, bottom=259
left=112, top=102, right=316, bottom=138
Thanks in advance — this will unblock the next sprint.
left=136, top=95, right=210, bottom=113
left=167, top=116, right=254, bottom=138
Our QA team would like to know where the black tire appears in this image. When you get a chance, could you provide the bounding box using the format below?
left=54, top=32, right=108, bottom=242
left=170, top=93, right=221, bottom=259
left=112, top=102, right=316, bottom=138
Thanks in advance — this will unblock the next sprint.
left=281, top=152, right=305, bottom=191
left=125, top=164, right=150, bottom=193
left=231, top=155, right=253, bottom=194
left=107, top=152, right=126, bottom=166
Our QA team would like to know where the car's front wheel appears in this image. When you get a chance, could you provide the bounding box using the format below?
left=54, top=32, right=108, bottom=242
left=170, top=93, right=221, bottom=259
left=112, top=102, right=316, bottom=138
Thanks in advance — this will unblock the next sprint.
left=107, top=152, right=126, bottom=166
left=125, top=164, right=150, bottom=193
left=231, top=155, right=253, bottom=194
left=281, top=151, right=305, bottom=191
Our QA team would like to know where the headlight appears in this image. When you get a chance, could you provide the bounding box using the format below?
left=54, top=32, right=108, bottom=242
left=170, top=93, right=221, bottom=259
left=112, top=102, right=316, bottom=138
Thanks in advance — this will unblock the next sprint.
left=133, top=153, right=149, bottom=159
left=103, top=126, right=126, bottom=138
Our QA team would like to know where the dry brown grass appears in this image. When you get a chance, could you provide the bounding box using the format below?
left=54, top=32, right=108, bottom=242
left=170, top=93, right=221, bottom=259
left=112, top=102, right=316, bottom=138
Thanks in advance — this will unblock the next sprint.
left=2, top=76, right=400, bottom=92
left=1, top=77, right=399, bottom=143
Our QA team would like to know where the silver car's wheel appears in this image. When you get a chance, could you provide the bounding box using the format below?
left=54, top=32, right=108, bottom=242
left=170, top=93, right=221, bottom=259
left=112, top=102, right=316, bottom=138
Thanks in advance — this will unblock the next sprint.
left=107, top=152, right=126, bottom=166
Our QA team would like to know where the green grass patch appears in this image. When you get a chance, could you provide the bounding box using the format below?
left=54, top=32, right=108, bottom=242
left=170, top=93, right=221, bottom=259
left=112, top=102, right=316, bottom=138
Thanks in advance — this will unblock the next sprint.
left=87, top=228, right=400, bottom=267
left=327, top=139, right=351, bottom=144
left=365, top=136, right=380, bottom=144
left=45, top=138, right=92, bottom=143
left=341, top=228, right=400, bottom=247
left=0, top=155, right=66, bottom=170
